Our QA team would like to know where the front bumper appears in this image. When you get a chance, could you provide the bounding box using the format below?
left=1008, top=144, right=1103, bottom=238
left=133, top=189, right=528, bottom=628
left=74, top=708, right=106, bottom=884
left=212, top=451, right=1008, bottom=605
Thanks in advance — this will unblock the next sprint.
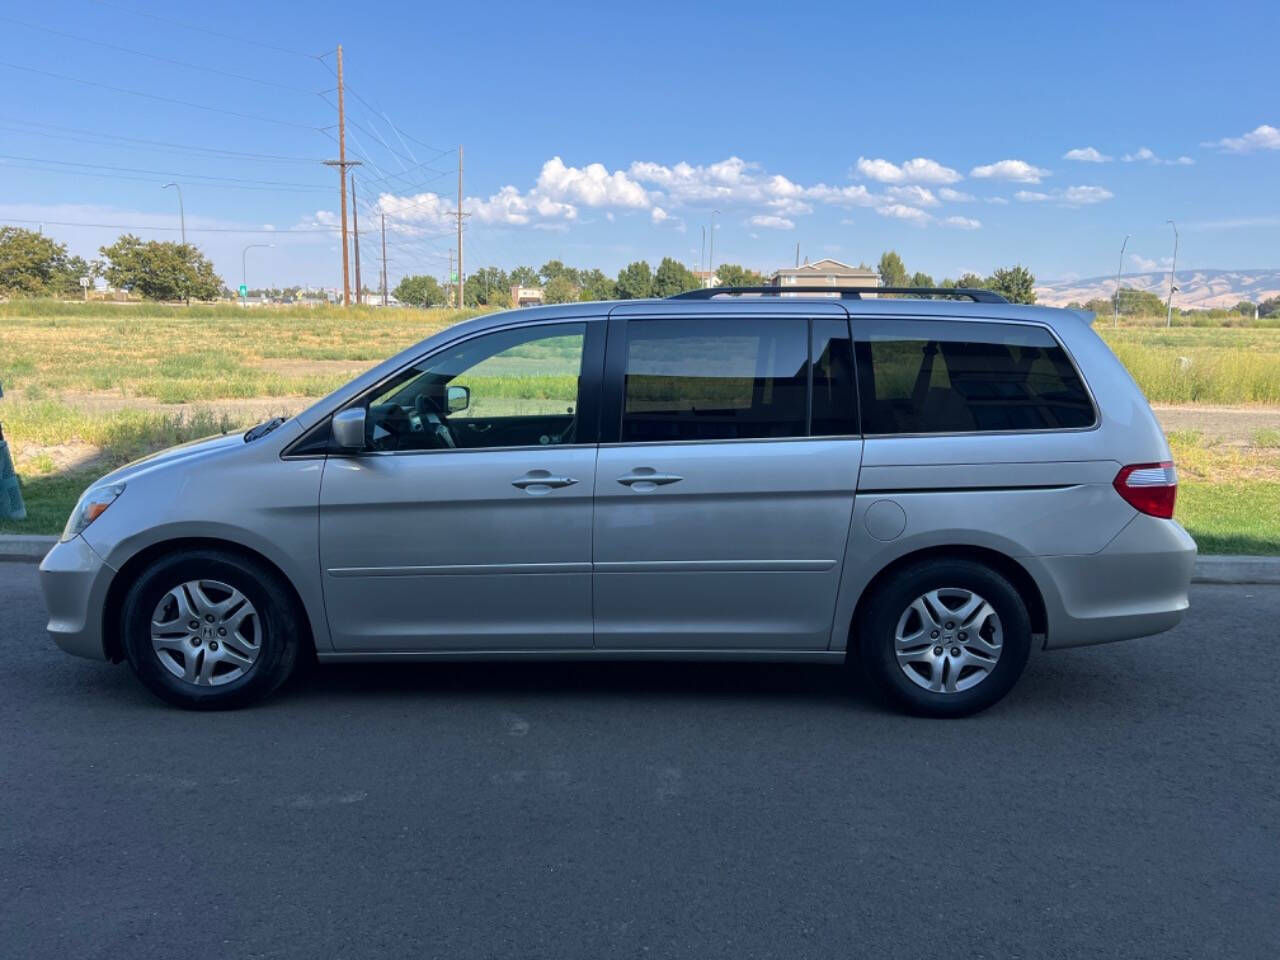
left=38, top=535, right=115, bottom=661
left=1028, top=514, right=1197, bottom=650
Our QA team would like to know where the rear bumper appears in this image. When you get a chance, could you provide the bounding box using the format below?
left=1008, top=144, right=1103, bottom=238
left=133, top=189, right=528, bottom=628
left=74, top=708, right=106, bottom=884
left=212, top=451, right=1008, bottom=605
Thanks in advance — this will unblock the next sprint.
left=1028, top=515, right=1197, bottom=650
left=38, top=535, right=114, bottom=661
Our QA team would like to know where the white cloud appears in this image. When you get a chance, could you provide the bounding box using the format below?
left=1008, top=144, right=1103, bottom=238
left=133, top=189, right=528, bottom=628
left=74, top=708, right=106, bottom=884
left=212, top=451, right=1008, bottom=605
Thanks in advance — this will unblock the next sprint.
left=1062, top=185, right=1114, bottom=205
left=885, top=185, right=940, bottom=207
left=1128, top=253, right=1172, bottom=271
left=1015, top=185, right=1113, bottom=206
left=941, top=216, right=982, bottom=230
left=535, top=157, right=649, bottom=208
left=747, top=214, right=795, bottom=230
left=853, top=156, right=962, bottom=184
left=1121, top=147, right=1195, bottom=166
left=650, top=207, right=669, bottom=224
left=1064, top=146, right=1112, bottom=163
left=875, top=204, right=932, bottom=226
left=1202, top=124, right=1280, bottom=153
left=937, top=187, right=976, bottom=202
left=970, top=159, right=1051, bottom=183
left=984, top=196, right=1010, bottom=205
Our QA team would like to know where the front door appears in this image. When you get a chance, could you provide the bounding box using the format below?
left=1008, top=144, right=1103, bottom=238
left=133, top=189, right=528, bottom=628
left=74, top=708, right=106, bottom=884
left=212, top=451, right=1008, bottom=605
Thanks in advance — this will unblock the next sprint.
left=319, top=319, right=603, bottom=651
left=592, top=312, right=863, bottom=649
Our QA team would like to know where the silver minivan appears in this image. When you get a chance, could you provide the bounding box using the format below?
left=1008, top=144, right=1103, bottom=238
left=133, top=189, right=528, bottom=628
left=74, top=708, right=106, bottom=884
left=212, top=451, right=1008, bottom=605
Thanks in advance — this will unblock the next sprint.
left=39, top=287, right=1196, bottom=716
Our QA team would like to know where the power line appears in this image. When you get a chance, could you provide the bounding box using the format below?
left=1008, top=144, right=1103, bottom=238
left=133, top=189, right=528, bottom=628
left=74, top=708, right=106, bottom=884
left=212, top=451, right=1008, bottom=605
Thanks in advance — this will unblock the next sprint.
left=90, top=0, right=325, bottom=59
left=0, top=217, right=337, bottom=235
left=0, top=15, right=322, bottom=94
left=0, top=153, right=330, bottom=191
left=0, top=117, right=325, bottom=164
left=0, top=60, right=324, bottom=132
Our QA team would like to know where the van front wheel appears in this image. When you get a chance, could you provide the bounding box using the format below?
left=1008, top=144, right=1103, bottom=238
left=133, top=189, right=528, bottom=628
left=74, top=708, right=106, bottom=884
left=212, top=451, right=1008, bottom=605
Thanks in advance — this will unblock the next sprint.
left=856, top=559, right=1031, bottom=717
left=121, top=550, right=302, bottom=709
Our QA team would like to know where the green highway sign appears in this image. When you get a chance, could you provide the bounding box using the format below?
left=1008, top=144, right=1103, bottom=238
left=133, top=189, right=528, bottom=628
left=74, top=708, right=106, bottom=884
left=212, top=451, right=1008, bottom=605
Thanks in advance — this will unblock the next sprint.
left=238, top=284, right=248, bottom=297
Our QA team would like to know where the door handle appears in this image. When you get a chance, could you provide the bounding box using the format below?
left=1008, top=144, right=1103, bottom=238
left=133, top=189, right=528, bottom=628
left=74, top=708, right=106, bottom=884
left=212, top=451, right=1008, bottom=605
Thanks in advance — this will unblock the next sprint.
left=512, top=470, right=578, bottom=493
left=617, top=468, right=683, bottom=491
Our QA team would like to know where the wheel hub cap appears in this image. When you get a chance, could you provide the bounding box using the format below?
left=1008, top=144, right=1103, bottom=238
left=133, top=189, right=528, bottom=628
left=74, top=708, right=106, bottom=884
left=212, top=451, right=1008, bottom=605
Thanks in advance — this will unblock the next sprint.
left=894, top=587, right=1003, bottom=694
left=150, top=579, right=261, bottom=686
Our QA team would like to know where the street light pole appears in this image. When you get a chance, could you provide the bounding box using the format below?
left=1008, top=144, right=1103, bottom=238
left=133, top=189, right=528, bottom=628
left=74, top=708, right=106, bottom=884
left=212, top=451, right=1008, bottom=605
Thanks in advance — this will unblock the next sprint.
left=1115, top=234, right=1129, bottom=328
left=242, top=243, right=273, bottom=299
left=161, top=182, right=186, bottom=246
left=1165, top=219, right=1179, bottom=328
left=709, top=210, right=720, bottom=280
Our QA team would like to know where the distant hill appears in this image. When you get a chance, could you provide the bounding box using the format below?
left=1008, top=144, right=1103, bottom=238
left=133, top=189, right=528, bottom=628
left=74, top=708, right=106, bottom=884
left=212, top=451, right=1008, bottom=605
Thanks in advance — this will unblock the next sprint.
left=1035, top=269, right=1280, bottom=310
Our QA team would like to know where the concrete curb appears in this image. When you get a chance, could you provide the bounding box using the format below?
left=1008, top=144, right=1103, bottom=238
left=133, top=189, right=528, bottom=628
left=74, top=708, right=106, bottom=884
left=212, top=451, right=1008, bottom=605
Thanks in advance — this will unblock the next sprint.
left=1, top=533, right=1279, bottom=584
left=0, top=534, right=57, bottom=562
left=1191, top=555, right=1280, bottom=585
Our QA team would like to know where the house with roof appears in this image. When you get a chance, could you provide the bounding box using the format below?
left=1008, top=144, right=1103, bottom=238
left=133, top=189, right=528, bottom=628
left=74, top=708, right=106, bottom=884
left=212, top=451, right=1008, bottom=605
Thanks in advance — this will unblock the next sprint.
left=770, top=258, right=879, bottom=294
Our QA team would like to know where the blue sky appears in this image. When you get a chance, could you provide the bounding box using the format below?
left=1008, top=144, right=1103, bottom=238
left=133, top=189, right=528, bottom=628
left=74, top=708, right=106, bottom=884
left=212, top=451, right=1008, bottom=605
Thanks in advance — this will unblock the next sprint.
left=2, top=0, right=1278, bottom=291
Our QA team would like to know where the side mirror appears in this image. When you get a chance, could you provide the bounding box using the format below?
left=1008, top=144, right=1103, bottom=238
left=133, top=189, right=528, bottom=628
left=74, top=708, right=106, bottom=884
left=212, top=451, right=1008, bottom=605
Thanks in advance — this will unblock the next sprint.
left=331, top=407, right=367, bottom=452
left=446, top=385, right=470, bottom=413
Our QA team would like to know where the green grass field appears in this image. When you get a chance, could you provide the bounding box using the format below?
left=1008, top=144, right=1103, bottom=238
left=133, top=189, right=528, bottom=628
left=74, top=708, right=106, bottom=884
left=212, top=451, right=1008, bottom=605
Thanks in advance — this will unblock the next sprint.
left=1, top=302, right=1278, bottom=553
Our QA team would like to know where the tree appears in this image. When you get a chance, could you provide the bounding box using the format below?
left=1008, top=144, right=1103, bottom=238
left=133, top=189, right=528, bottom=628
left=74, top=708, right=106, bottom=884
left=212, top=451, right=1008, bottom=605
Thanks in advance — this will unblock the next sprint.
left=393, top=274, right=445, bottom=307
left=986, top=264, right=1036, bottom=304
left=576, top=268, right=616, bottom=301
left=1259, top=297, right=1280, bottom=319
left=98, top=234, right=221, bottom=301
left=542, top=274, right=579, bottom=304
left=713, top=263, right=764, bottom=288
left=0, top=227, right=87, bottom=297
left=509, top=265, right=539, bottom=288
left=955, top=272, right=987, bottom=289
left=909, top=270, right=935, bottom=289
left=877, top=250, right=908, bottom=288
left=615, top=260, right=653, bottom=299
left=652, top=257, right=699, bottom=298
left=539, top=260, right=575, bottom=285
left=463, top=266, right=510, bottom=307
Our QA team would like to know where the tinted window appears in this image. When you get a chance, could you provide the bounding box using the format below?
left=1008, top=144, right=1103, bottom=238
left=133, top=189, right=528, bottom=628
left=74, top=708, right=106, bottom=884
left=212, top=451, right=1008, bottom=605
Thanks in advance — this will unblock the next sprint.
left=856, top=320, right=1094, bottom=434
left=810, top=318, right=858, bottom=436
left=365, top=323, right=585, bottom=451
left=621, top=318, right=808, bottom=441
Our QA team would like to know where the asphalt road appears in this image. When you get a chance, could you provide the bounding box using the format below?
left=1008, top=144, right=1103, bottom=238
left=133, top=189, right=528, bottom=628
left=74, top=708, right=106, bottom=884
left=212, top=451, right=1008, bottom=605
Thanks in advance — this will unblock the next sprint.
left=1, top=562, right=1277, bottom=960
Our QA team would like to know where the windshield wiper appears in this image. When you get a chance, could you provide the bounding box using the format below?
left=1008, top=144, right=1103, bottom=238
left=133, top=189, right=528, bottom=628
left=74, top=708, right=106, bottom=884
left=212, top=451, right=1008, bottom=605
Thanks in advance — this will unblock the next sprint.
left=244, top=417, right=286, bottom=442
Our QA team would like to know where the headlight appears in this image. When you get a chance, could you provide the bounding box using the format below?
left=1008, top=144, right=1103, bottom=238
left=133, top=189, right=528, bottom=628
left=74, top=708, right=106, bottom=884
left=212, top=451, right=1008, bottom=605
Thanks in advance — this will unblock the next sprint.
left=61, top=482, right=126, bottom=542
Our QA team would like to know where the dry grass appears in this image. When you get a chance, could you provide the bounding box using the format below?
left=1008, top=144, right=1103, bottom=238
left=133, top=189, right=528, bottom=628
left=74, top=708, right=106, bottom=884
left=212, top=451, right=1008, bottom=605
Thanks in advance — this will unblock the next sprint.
left=2, top=302, right=1279, bottom=551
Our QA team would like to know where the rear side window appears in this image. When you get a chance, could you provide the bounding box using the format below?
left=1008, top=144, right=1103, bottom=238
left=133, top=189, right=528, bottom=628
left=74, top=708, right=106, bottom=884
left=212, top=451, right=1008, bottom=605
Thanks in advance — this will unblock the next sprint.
left=616, top=317, right=859, bottom=442
left=855, top=319, right=1095, bottom=435
left=621, top=317, right=808, bottom=441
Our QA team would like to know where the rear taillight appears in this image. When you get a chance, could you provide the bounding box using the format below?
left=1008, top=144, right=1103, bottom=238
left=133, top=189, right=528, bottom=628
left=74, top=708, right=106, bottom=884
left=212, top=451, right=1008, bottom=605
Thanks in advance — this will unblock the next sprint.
left=1113, top=461, right=1178, bottom=519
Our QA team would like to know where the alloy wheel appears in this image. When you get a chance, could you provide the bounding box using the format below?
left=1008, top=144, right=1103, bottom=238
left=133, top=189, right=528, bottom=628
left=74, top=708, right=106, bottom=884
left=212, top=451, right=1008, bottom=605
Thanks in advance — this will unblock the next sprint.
left=893, top=587, right=1003, bottom=694
left=150, top=579, right=262, bottom=686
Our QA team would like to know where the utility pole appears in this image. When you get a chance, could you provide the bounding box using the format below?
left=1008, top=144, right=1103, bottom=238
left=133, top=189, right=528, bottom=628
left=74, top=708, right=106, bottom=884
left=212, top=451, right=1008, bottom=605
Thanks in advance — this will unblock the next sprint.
left=448, top=249, right=455, bottom=307
left=1115, top=234, right=1129, bottom=328
left=380, top=213, right=388, bottom=307
left=1165, top=219, right=1179, bottom=328
left=456, top=145, right=464, bottom=309
left=322, top=44, right=361, bottom=307
left=699, top=226, right=705, bottom=277
left=795, top=242, right=800, bottom=268
left=351, top=174, right=362, bottom=306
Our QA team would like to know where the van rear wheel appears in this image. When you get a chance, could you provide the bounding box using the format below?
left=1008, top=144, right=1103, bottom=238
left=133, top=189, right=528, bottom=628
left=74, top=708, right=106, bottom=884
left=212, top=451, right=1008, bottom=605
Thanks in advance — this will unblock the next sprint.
left=856, top=559, right=1031, bottom=717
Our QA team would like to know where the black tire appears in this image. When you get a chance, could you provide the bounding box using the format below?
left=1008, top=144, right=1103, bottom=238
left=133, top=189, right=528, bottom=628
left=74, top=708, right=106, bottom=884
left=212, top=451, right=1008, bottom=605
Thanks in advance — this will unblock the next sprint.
left=120, top=549, right=303, bottom=709
left=855, top=559, right=1031, bottom=718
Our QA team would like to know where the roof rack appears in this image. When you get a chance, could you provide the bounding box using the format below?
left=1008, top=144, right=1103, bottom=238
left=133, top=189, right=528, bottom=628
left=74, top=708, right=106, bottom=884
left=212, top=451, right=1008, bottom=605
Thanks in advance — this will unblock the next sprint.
left=668, top=285, right=1008, bottom=304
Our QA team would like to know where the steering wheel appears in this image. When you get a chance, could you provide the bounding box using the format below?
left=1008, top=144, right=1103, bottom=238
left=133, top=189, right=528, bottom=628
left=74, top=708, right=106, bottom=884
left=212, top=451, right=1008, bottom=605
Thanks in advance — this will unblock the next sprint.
left=414, top=395, right=456, bottom=448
